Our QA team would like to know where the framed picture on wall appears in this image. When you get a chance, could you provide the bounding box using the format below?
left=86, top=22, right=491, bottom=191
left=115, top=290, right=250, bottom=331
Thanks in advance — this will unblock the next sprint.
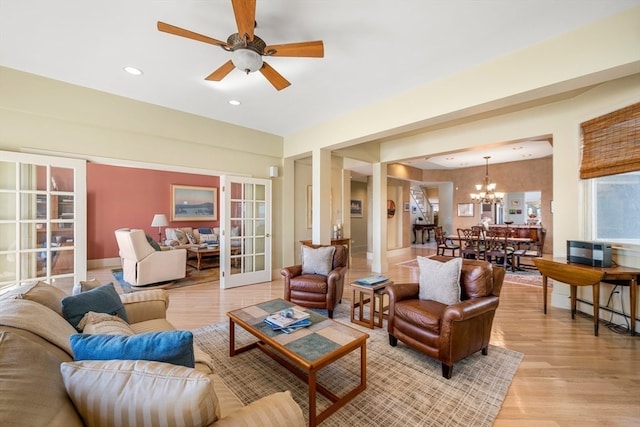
left=351, top=199, right=363, bottom=217
left=457, top=203, right=474, bottom=217
left=403, top=201, right=410, bottom=211
left=171, top=185, right=217, bottom=221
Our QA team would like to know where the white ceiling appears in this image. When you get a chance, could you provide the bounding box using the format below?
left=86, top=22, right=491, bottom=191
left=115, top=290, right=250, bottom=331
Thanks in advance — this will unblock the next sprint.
left=2, top=0, right=639, bottom=141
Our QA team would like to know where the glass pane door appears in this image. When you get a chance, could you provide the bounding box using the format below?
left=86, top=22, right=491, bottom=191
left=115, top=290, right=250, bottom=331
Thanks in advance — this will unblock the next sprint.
left=0, top=151, right=86, bottom=294
left=219, top=176, right=271, bottom=289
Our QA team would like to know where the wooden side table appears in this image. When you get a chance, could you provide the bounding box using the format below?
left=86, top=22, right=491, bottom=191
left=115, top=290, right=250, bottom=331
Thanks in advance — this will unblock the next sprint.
left=350, top=280, right=393, bottom=329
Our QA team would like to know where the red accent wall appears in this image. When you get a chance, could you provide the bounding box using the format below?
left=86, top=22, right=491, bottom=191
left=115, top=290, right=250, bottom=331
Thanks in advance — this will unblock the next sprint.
left=87, top=164, right=220, bottom=260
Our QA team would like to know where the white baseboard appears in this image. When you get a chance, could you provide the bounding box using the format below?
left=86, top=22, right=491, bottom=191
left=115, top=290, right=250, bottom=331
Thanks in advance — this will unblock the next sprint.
left=88, top=257, right=121, bottom=270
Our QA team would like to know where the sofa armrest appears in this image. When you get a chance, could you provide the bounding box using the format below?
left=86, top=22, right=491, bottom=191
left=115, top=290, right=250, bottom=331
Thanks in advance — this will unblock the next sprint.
left=212, top=391, right=304, bottom=427
left=119, top=289, right=169, bottom=324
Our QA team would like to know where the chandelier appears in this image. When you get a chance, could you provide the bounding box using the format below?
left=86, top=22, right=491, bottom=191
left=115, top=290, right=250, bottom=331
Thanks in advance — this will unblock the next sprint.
left=470, top=156, right=504, bottom=204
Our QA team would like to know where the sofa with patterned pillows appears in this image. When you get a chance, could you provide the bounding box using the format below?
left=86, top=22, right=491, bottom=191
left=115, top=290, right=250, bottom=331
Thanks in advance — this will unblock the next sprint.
left=164, top=227, right=220, bottom=248
left=0, top=281, right=304, bottom=426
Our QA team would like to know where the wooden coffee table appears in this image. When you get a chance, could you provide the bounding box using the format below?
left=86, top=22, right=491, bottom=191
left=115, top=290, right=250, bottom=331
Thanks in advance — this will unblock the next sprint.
left=186, top=246, right=219, bottom=270
left=227, top=299, right=369, bottom=427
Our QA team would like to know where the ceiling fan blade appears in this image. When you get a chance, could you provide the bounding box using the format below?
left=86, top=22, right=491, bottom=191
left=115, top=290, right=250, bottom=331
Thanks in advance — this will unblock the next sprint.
left=265, top=40, right=324, bottom=58
left=157, top=21, right=228, bottom=48
left=259, top=62, right=291, bottom=91
left=205, top=60, right=235, bottom=81
left=231, top=0, right=256, bottom=41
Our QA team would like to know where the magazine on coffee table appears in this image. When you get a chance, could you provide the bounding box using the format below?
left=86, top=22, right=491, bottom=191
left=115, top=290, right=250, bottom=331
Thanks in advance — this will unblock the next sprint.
left=354, top=275, right=389, bottom=286
left=264, top=308, right=310, bottom=328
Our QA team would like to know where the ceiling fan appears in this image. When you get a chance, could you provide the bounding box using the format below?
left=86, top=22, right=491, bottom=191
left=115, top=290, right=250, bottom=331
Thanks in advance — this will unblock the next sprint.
left=157, top=0, right=324, bottom=91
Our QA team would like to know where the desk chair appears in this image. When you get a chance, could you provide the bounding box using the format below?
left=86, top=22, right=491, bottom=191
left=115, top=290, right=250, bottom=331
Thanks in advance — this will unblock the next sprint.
left=533, top=258, right=606, bottom=336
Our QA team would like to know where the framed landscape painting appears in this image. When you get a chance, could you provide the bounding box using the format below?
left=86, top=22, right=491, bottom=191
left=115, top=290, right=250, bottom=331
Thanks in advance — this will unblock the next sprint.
left=171, top=185, right=217, bottom=221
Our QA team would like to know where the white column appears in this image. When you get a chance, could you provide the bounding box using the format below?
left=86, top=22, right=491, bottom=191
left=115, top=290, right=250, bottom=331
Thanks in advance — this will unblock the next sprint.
left=282, top=156, right=296, bottom=267
left=371, top=162, right=388, bottom=273
left=312, top=148, right=332, bottom=245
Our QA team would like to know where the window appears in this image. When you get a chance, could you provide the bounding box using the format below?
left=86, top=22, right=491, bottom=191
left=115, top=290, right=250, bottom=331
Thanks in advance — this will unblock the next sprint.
left=591, top=171, right=640, bottom=245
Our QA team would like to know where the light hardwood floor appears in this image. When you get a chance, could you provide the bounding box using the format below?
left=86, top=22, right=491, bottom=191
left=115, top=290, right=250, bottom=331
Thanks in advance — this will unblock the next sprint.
left=91, top=245, right=640, bottom=426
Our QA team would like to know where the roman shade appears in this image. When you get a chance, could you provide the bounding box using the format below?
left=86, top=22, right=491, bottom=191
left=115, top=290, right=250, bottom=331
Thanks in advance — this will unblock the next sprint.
left=580, top=102, right=640, bottom=179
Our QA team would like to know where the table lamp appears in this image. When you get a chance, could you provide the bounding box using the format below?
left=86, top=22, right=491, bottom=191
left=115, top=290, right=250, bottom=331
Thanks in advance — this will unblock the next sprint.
left=151, top=214, right=169, bottom=243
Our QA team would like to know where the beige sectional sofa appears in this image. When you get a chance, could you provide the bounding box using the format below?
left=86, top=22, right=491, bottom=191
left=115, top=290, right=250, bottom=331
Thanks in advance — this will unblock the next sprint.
left=0, top=282, right=304, bottom=427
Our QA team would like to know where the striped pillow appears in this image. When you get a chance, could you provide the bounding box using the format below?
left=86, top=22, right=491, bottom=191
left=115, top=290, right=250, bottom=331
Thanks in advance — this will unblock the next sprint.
left=61, top=360, right=220, bottom=427
left=76, top=311, right=135, bottom=335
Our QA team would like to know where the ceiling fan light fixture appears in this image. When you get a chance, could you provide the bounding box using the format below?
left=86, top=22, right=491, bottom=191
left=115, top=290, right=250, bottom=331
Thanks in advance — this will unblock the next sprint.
left=231, top=48, right=263, bottom=74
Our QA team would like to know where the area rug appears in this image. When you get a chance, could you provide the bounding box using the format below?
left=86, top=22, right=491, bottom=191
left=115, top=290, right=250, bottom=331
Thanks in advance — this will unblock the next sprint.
left=397, top=258, right=544, bottom=287
left=111, top=267, right=219, bottom=293
left=192, top=307, right=523, bottom=427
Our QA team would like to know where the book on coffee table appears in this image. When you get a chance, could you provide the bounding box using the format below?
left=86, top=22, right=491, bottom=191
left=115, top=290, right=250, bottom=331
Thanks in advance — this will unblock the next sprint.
left=264, top=308, right=310, bottom=328
left=354, top=275, right=389, bottom=286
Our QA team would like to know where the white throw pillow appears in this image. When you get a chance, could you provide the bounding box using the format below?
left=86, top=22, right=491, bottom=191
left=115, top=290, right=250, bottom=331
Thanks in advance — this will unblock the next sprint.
left=417, top=256, right=462, bottom=305
left=61, top=360, right=220, bottom=427
left=200, top=233, right=217, bottom=243
left=301, top=246, right=335, bottom=275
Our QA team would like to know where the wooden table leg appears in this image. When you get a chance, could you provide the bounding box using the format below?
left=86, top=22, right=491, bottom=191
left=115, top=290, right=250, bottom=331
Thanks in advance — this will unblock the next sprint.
left=308, top=369, right=317, bottom=427
left=350, top=287, right=356, bottom=324
left=542, top=274, right=548, bottom=314
left=229, top=318, right=235, bottom=357
left=592, top=283, right=600, bottom=336
left=631, top=276, right=637, bottom=336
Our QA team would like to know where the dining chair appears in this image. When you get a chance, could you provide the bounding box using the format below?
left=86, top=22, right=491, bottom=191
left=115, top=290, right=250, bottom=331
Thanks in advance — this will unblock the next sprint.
left=484, top=228, right=514, bottom=271
left=457, top=228, right=485, bottom=260
left=434, top=226, right=460, bottom=257
left=513, top=228, right=547, bottom=269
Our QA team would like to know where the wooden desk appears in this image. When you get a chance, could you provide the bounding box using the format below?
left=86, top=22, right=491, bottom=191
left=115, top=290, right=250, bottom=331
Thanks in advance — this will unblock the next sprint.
left=413, top=224, right=436, bottom=244
left=300, top=238, right=351, bottom=266
left=535, top=257, right=640, bottom=336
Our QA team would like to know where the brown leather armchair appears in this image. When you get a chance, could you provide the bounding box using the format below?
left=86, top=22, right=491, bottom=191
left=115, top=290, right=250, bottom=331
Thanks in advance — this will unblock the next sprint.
left=386, top=256, right=505, bottom=379
left=280, top=244, right=348, bottom=318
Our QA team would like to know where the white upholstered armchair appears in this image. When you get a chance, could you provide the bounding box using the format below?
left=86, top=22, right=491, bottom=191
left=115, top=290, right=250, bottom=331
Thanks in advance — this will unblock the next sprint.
left=115, top=229, right=187, bottom=287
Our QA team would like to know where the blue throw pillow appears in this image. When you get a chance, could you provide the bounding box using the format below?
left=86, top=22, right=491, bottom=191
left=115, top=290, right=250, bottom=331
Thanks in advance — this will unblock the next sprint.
left=61, top=283, right=128, bottom=329
left=197, top=227, right=213, bottom=234
left=69, top=331, right=195, bottom=368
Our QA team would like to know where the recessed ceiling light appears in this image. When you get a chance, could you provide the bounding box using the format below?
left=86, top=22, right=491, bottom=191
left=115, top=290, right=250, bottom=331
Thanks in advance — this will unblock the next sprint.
left=123, top=66, right=143, bottom=76
left=229, top=100, right=241, bottom=106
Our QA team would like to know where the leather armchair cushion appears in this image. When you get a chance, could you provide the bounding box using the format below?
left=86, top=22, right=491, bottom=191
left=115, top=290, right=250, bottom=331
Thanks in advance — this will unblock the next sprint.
left=394, top=299, right=445, bottom=335
left=289, top=275, right=328, bottom=294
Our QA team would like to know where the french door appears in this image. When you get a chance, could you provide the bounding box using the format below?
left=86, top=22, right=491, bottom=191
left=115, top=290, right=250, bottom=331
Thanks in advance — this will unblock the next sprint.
left=0, top=151, right=86, bottom=293
left=219, top=176, right=272, bottom=289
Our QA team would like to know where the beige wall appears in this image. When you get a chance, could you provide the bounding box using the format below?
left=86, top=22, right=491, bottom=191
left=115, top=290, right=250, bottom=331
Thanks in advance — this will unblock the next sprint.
left=0, top=66, right=288, bottom=271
